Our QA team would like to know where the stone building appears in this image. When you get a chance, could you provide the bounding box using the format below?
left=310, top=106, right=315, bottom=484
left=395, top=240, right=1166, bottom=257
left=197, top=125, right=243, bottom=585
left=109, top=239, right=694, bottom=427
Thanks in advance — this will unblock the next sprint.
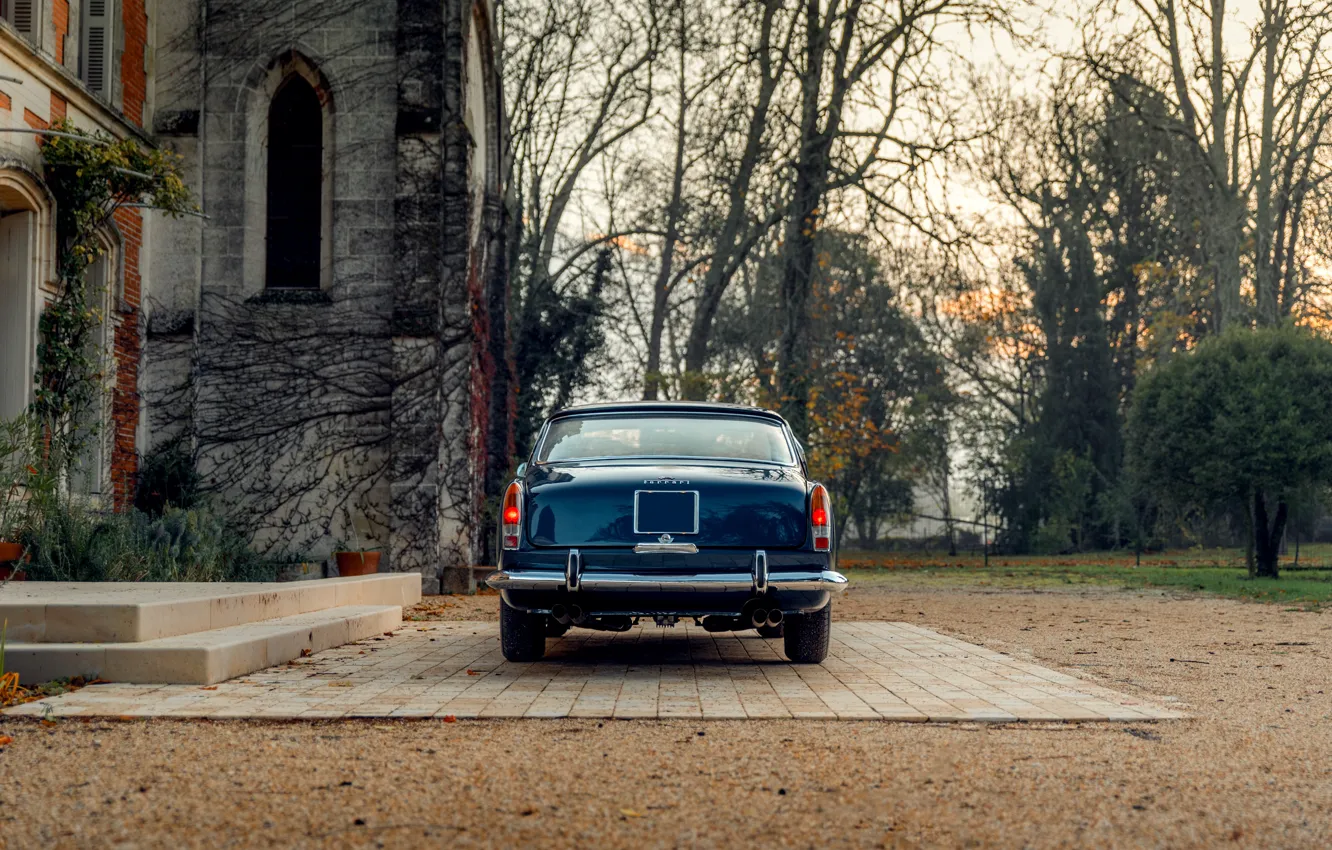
left=0, top=1, right=511, bottom=593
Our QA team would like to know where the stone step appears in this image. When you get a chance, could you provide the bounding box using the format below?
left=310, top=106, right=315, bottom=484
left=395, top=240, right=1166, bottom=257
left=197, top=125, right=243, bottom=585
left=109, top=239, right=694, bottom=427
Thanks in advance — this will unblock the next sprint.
left=3, top=604, right=403, bottom=685
left=0, top=574, right=421, bottom=643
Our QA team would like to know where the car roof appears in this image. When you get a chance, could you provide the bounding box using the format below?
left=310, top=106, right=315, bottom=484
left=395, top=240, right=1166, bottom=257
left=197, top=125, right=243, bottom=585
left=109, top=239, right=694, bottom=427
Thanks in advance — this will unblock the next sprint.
left=548, top=400, right=789, bottom=425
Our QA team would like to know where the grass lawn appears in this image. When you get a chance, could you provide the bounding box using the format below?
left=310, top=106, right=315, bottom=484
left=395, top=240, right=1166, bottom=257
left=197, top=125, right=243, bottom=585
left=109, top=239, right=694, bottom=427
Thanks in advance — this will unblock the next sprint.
left=840, top=544, right=1332, bottom=608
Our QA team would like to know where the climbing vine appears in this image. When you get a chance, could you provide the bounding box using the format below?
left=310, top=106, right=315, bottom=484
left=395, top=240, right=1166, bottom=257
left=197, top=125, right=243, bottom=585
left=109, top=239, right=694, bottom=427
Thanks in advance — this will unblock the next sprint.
left=35, top=121, right=195, bottom=470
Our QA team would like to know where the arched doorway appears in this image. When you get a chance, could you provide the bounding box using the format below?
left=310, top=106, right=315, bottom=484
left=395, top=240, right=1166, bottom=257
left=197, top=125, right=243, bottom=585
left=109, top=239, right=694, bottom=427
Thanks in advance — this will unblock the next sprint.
left=0, top=178, right=42, bottom=420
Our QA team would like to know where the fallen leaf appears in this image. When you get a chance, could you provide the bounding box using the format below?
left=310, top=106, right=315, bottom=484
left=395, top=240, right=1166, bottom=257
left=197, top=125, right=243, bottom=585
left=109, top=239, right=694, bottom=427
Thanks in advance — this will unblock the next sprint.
left=441, top=715, right=457, bottom=723
left=383, top=632, right=394, bottom=637
left=200, top=686, right=218, bottom=691
left=40, top=719, right=57, bottom=727
left=620, top=808, right=644, bottom=818
left=466, top=669, right=481, bottom=676
left=300, top=649, right=313, bottom=658
left=0, top=735, right=13, bottom=746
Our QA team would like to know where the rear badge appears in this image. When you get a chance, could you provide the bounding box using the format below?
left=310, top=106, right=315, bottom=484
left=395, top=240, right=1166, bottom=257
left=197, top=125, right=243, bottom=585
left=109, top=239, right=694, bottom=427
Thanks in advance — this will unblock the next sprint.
left=658, top=534, right=674, bottom=544
left=644, top=478, right=689, bottom=485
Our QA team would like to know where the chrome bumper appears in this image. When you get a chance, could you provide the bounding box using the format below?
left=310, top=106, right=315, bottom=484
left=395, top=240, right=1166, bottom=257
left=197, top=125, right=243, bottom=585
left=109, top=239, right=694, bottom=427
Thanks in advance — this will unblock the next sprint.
left=485, top=568, right=848, bottom=594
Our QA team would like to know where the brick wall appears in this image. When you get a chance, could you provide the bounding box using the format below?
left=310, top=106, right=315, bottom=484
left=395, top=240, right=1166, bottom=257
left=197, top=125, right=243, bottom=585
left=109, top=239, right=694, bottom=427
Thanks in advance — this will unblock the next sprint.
left=53, top=0, right=69, bottom=65
left=121, top=0, right=147, bottom=125
left=50, top=92, right=66, bottom=123
left=110, top=207, right=144, bottom=509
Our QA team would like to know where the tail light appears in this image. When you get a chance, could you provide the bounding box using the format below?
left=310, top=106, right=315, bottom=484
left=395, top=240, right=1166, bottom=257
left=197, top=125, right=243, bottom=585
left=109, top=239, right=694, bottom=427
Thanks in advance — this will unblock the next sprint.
left=502, top=481, right=522, bottom=550
left=810, top=484, right=831, bottom=551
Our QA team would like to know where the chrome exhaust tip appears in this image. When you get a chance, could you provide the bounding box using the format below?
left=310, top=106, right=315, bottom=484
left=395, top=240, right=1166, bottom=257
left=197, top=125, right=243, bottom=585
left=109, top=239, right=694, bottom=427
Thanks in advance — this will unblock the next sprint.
left=750, top=608, right=768, bottom=629
left=551, top=604, right=571, bottom=625
left=766, top=609, right=784, bottom=628
left=569, top=604, right=585, bottom=625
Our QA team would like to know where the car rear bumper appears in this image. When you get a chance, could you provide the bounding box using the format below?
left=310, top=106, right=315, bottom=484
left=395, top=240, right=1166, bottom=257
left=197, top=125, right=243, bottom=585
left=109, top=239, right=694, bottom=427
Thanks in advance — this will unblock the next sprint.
left=485, top=567, right=847, bottom=593
left=486, top=547, right=846, bottom=616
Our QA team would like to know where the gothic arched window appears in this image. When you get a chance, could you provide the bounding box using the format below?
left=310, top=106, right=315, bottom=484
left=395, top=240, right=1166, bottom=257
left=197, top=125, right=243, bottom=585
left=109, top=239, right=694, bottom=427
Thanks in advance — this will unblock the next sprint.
left=265, top=77, right=323, bottom=289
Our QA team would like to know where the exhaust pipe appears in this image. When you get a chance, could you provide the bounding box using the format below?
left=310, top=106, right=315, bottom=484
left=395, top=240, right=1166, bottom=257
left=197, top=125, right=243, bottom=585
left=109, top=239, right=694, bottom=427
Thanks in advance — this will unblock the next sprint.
left=765, top=609, right=784, bottom=628
left=750, top=608, right=768, bottom=629
left=569, top=604, right=586, bottom=625
left=551, top=604, right=571, bottom=625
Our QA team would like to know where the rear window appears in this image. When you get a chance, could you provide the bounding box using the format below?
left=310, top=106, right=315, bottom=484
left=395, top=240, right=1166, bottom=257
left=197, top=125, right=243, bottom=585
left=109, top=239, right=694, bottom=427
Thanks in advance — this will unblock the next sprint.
left=537, top=414, right=796, bottom=464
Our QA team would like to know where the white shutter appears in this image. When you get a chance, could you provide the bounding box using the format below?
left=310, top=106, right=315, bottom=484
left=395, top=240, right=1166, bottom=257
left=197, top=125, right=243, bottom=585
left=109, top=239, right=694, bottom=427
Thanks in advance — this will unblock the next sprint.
left=82, top=0, right=111, bottom=98
left=11, top=0, right=38, bottom=41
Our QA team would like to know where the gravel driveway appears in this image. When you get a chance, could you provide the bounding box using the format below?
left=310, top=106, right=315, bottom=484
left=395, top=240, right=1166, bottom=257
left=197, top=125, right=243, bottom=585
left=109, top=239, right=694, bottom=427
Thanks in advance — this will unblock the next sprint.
left=1, top=582, right=1328, bottom=848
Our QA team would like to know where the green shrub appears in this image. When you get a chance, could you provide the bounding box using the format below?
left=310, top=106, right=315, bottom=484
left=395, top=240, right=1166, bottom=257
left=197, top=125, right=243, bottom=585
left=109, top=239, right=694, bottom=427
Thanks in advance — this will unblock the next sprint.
left=0, top=414, right=52, bottom=545
left=135, top=438, right=204, bottom=516
left=21, top=503, right=279, bottom=583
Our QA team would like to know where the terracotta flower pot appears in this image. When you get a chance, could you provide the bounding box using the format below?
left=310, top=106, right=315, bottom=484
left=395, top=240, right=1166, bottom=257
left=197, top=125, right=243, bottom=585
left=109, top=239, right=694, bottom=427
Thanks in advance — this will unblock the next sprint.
left=0, top=542, right=29, bottom=581
left=334, top=551, right=380, bottom=577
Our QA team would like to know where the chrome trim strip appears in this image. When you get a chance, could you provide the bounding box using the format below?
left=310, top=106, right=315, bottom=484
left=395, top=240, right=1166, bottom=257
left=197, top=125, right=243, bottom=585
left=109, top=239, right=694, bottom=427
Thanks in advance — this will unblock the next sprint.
left=485, top=569, right=848, bottom=594
left=566, top=548, right=582, bottom=591
left=632, top=542, right=699, bottom=554
left=632, top=490, right=700, bottom=535
left=753, top=549, right=768, bottom=593
left=486, top=570, right=564, bottom=589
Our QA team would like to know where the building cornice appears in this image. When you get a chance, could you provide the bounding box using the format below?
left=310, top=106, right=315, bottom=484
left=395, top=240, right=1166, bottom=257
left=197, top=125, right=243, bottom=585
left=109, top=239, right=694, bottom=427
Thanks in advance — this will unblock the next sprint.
left=0, top=24, right=151, bottom=145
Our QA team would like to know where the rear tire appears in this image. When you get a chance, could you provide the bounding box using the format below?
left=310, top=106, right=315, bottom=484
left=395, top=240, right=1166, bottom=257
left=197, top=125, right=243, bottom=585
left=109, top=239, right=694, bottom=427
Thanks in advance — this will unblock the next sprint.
left=756, top=623, right=784, bottom=638
left=500, top=598, right=547, bottom=661
left=783, top=602, right=831, bottom=663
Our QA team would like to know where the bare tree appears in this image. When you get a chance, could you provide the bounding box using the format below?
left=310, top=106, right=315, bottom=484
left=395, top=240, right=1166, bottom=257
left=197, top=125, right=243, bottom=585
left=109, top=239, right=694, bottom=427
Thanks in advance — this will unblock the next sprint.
left=772, top=0, right=1009, bottom=440
left=1087, top=0, right=1332, bottom=328
left=499, top=0, right=663, bottom=447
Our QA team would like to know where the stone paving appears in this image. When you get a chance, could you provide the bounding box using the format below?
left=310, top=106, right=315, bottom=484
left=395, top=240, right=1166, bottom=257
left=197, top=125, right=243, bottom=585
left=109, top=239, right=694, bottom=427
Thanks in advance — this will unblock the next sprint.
left=3, top=621, right=1183, bottom=722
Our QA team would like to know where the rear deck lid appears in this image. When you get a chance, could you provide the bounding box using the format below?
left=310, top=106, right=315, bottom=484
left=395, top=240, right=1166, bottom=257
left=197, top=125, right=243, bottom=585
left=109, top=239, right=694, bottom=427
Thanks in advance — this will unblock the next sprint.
left=524, top=462, right=808, bottom=548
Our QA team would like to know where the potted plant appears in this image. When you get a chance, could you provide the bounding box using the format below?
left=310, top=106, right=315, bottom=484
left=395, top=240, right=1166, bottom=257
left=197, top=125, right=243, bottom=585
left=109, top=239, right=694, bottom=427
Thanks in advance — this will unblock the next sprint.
left=333, top=548, right=381, bottom=576
left=332, top=523, right=381, bottom=577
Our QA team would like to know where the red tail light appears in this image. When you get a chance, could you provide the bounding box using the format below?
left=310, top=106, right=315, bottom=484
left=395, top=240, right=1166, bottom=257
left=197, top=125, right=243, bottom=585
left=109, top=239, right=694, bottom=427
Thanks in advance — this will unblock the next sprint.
left=810, top=485, right=832, bottom=551
left=502, top=481, right=522, bottom=550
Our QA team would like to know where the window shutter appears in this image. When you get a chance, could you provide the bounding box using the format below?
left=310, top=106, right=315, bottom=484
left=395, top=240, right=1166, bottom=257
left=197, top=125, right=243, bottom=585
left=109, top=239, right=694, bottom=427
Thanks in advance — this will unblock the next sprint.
left=82, top=0, right=111, bottom=98
left=11, top=0, right=37, bottom=40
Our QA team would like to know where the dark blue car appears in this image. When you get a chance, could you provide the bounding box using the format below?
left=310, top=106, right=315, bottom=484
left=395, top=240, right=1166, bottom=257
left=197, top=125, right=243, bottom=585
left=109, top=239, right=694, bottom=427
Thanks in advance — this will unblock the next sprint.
left=486, top=402, right=848, bottom=663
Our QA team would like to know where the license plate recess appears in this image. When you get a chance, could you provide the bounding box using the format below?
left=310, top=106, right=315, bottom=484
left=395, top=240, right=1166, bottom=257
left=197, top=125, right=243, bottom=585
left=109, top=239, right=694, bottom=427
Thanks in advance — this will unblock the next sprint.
left=633, top=490, right=699, bottom=535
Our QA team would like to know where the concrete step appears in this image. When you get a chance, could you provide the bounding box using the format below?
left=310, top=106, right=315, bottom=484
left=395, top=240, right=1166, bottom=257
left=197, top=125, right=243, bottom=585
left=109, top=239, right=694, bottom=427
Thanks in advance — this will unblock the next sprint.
left=0, top=574, right=421, bottom=643
left=3, top=604, right=403, bottom=685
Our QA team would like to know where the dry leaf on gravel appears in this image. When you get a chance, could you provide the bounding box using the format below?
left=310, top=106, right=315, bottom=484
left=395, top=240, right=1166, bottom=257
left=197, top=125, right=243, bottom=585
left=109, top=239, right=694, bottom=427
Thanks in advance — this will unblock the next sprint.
left=0, top=735, right=13, bottom=747
left=441, top=715, right=457, bottom=723
left=620, top=808, right=644, bottom=818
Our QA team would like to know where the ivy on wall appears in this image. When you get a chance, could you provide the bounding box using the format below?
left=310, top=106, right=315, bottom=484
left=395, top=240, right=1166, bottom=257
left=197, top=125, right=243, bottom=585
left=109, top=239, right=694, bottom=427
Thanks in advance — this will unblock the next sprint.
left=35, top=120, right=195, bottom=471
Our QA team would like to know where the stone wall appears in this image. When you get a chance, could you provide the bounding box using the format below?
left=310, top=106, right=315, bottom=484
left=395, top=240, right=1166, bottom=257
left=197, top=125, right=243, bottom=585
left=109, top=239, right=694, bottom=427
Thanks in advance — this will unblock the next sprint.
left=142, top=0, right=508, bottom=593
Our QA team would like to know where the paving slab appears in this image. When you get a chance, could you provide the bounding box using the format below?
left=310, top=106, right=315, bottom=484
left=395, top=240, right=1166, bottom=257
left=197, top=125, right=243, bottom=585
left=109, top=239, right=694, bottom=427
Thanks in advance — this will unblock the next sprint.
left=5, top=621, right=1184, bottom=721
left=0, top=574, right=420, bottom=643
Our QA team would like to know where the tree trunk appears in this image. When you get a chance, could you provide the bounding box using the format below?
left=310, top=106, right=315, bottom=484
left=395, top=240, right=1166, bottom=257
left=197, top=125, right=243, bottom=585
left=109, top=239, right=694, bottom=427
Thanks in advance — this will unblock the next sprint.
left=776, top=0, right=832, bottom=442
left=680, top=0, right=784, bottom=395
left=1252, top=490, right=1287, bottom=579
left=643, top=8, right=690, bottom=401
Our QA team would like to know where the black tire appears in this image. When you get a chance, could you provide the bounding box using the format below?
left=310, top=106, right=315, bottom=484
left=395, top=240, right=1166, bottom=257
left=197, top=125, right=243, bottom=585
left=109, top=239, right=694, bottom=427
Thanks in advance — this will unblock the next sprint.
left=500, top=598, right=547, bottom=661
left=783, top=602, right=831, bottom=663
left=756, top=623, right=784, bottom=639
